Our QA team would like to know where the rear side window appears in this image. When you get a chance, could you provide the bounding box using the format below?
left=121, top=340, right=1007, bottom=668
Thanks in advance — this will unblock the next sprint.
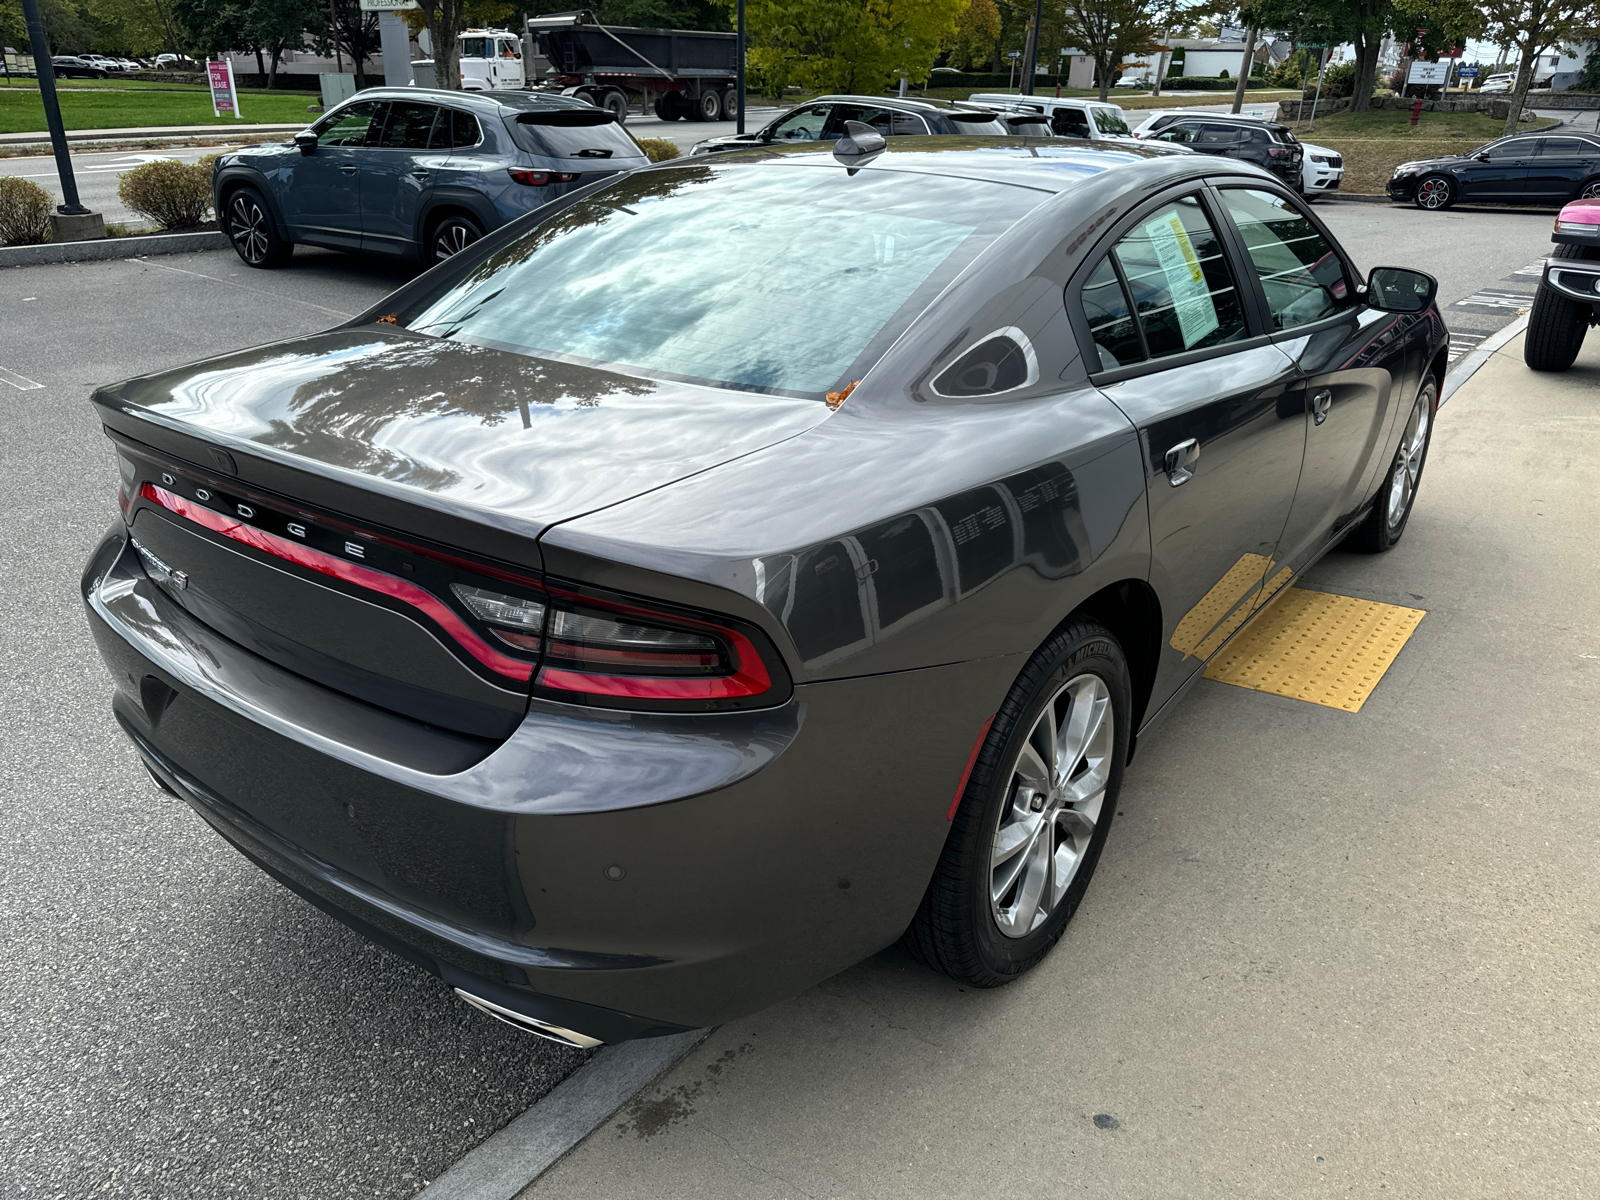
left=378, top=102, right=439, bottom=149
left=1198, top=123, right=1241, bottom=145
left=1084, top=194, right=1247, bottom=366
left=946, top=111, right=1009, bottom=135
left=1538, top=137, right=1585, bottom=156
left=1082, top=258, right=1142, bottom=369
left=507, top=109, right=636, bottom=158
left=1219, top=188, right=1354, bottom=329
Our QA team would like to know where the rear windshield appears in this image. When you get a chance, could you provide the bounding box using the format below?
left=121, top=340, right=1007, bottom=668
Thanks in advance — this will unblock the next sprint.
left=506, top=109, right=640, bottom=158
left=947, top=111, right=1009, bottom=136
left=398, top=164, right=1044, bottom=397
left=1091, top=106, right=1130, bottom=135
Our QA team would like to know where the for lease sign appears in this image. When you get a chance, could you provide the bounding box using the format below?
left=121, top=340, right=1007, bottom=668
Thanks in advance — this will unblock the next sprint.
left=207, top=59, right=240, bottom=118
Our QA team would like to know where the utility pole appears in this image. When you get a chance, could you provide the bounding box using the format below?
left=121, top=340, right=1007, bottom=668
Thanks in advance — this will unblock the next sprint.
left=735, top=0, right=745, bottom=134
left=21, top=0, right=102, bottom=241
left=1230, top=25, right=1256, bottom=114
left=1020, top=0, right=1044, bottom=96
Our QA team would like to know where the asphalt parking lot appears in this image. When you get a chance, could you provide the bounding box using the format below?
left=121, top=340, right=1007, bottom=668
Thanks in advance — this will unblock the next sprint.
left=0, top=201, right=1581, bottom=1199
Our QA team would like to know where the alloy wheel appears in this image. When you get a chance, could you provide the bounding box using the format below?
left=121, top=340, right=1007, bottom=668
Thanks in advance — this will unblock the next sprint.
left=1417, top=178, right=1450, bottom=209
left=1387, top=393, right=1431, bottom=528
left=228, top=196, right=269, bottom=264
left=989, top=673, right=1114, bottom=939
left=434, top=222, right=479, bottom=263
left=1582, top=182, right=1600, bottom=200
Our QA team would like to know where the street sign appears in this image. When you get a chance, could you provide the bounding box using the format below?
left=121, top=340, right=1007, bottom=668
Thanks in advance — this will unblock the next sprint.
left=359, top=0, right=419, bottom=9
left=1007, top=50, right=1022, bottom=60
left=1406, top=60, right=1450, bottom=86
left=1458, top=64, right=1480, bottom=78
left=206, top=58, right=241, bottom=119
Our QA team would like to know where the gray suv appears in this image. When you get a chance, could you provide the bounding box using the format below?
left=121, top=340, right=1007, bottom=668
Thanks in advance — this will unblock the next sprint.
left=213, top=87, right=649, bottom=269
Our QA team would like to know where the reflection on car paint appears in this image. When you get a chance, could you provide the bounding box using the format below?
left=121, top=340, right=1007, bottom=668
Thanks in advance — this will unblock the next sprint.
left=757, top=462, right=1089, bottom=667
left=1168, top=552, right=1294, bottom=661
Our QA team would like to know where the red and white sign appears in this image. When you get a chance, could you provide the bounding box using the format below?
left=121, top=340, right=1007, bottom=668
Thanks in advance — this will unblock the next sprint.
left=207, top=59, right=240, bottom=119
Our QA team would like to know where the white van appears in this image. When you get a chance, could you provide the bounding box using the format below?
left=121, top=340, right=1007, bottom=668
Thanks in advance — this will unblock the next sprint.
left=965, top=94, right=1136, bottom=141
left=412, top=29, right=525, bottom=91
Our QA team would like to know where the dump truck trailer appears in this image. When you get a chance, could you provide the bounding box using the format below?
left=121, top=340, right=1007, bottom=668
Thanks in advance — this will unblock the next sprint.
left=528, top=11, right=738, bottom=124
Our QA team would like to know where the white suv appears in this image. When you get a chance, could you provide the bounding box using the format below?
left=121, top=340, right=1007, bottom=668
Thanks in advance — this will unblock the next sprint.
left=965, top=94, right=1137, bottom=141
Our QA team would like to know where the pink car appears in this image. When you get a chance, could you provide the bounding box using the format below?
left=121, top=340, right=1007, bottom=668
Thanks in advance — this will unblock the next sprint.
left=1526, top=197, right=1600, bottom=370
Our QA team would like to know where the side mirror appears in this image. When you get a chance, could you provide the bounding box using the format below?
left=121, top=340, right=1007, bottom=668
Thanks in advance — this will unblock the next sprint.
left=1474, top=151, right=1490, bottom=162
left=294, top=130, right=318, bottom=155
left=1365, top=266, right=1437, bottom=314
left=833, top=120, right=886, bottom=163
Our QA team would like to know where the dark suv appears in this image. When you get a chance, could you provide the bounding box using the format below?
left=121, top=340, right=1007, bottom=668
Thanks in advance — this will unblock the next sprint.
left=212, top=87, right=648, bottom=269
left=1144, top=114, right=1303, bottom=188
left=689, top=95, right=1011, bottom=156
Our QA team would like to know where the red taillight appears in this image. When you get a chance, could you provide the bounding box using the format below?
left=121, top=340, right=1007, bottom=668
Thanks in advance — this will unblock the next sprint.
left=139, top=483, right=535, bottom=682
left=508, top=168, right=580, bottom=186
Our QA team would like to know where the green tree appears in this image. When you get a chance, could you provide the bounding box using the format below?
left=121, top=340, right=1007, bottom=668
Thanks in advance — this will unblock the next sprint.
left=943, top=0, right=1000, bottom=71
left=594, top=0, right=730, bottom=27
left=1396, top=0, right=1599, bottom=132
left=737, top=0, right=970, bottom=97
left=310, top=0, right=382, bottom=87
left=1061, top=0, right=1159, bottom=100
left=247, top=0, right=321, bottom=86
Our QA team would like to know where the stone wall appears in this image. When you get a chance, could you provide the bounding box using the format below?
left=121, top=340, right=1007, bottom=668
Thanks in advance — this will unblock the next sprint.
left=1275, top=96, right=1350, bottom=122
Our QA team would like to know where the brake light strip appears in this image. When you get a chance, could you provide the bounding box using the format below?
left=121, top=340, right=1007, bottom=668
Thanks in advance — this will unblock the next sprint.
left=139, top=483, right=534, bottom=682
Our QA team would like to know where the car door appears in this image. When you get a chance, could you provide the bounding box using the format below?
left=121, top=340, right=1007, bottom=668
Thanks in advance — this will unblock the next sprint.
left=1197, top=122, right=1245, bottom=161
left=1523, top=135, right=1596, bottom=202
left=1457, top=136, right=1534, bottom=201
left=1214, top=184, right=1412, bottom=573
left=1074, top=188, right=1307, bottom=714
left=360, top=100, right=445, bottom=257
left=283, top=99, right=380, bottom=249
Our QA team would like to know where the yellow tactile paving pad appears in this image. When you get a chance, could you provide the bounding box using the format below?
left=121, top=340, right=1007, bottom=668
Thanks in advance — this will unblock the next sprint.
left=1169, top=553, right=1271, bottom=659
left=1203, top=588, right=1426, bottom=712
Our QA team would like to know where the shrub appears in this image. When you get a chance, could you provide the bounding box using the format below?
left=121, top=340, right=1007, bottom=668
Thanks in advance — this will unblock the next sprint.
left=116, top=159, right=213, bottom=230
left=634, top=137, right=681, bottom=163
left=0, top=176, right=53, bottom=246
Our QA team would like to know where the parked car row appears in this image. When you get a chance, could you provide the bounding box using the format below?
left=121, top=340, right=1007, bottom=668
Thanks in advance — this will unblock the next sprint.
left=1387, top=131, right=1600, bottom=209
left=94, top=116, right=1447, bottom=1047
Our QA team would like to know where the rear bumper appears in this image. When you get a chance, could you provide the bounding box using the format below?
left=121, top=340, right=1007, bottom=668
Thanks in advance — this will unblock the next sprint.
left=83, top=529, right=1013, bottom=1039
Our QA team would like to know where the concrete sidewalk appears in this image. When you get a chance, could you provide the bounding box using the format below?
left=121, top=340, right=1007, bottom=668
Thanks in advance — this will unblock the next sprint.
left=0, top=123, right=303, bottom=146
left=527, top=337, right=1600, bottom=1199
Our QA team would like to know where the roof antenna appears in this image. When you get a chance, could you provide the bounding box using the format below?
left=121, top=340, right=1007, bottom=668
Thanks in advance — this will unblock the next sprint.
left=833, top=120, right=886, bottom=168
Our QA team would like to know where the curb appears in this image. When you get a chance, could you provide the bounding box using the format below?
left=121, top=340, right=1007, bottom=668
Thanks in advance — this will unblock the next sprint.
left=0, top=123, right=303, bottom=147
left=1320, top=193, right=1391, bottom=204
left=1441, top=312, right=1529, bottom=404
left=0, top=229, right=231, bottom=268
left=415, top=1027, right=711, bottom=1200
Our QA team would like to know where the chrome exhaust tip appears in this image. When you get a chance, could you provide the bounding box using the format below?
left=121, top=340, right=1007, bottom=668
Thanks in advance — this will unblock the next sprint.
left=454, top=988, right=604, bottom=1049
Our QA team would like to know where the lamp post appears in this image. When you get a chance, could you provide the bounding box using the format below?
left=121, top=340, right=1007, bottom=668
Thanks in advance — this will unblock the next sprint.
left=735, top=0, right=745, bottom=135
left=1020, top=0, right=1044, bottom=95
left=20, top=0, right=102, bottom=241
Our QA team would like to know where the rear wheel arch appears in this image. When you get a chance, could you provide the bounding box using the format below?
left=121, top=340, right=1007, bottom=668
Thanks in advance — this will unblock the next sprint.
left=418, top=198, right=497, bottom=255
left=1040, top=580, right=1162, bottom=761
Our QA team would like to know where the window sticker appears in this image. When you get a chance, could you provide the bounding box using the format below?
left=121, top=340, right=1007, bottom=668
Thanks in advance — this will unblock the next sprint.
left=1143, top=211, right=1219, bottom=348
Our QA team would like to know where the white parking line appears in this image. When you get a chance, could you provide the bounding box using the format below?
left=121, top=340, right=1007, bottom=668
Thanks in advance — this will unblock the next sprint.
left=134, top=258, right=356, bottom=318
left=0, top=365, right=45, bottom=390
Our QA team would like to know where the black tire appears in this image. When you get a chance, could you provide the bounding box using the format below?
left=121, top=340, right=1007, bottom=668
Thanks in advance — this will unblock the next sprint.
left=1525, top=242, right=1597, bottom=371
left=430, top=213, right=483, bottom=264
left=600, top=89, right=628, bottom=124
left=654, top=94, right=681, bottom=121
left=692, top=88, right=720, bottom=121
left=1413, top=174, right=1454, bottom=210
left=720, top=87, right=739, bottom=122
left=904, top=618, right=1131, bottom=988
left=1347, top=374, right=1437, bottom=553
left=224, top=185, right=292, bottom=269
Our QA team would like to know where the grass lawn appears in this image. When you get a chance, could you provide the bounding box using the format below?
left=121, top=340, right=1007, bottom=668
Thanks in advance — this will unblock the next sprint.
left=0, top=84, right=316, bottom=132
left=1280, top=108, right=1558, bottom=193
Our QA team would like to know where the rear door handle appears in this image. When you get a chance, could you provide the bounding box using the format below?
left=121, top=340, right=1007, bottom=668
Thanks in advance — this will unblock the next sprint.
left=411, top=169, right=429, bottom=178
left=1311, top=388, right=1332, bottom=425
left=1164, top=438, right=1200, bottom=486
left=339, top=164, right=357, bottom=175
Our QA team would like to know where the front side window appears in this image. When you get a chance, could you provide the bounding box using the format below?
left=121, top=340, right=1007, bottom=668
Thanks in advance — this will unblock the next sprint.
left=1152, top=122, right=1198, bottom=145
left=1485, top=137, right=1535, bottom=159
left=1220, top=187, right=1353, bottom=329
left=314, top=100, right=383, bottom=146
left=398, top=165, right=1044, bottom=396
left=377, top=102, right=439, bottom=150
left=769, top=105, right=830, bottom=142
left=1101, top=194, right=1247, bottom=360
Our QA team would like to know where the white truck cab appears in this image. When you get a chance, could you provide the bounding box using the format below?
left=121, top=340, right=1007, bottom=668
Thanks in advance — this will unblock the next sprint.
left=412, top=29, right=525, bottom=91
left=965, top=94, right=1136, bottom=141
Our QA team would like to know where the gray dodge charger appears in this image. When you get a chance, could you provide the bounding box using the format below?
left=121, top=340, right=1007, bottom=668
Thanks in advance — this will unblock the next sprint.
left=82, top=132, right=1447, bottom=1047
